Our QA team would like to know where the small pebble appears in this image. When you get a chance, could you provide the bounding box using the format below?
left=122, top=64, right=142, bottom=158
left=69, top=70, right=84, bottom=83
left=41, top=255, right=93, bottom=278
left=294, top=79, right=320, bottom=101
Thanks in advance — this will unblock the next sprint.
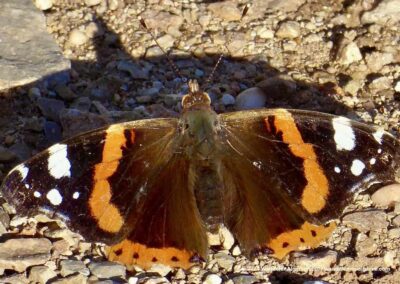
left=35, top=0, right=53, bottom=10
left=221, top=93, right=236, bottom=106
left=29, top=265, right=57, bottom=284
left=88, top=261, right=126, bottom=278
left=85, top=0, right=102, bottom=6
left=338, top=42, right=362, bottom=65
left=235, top=87, right=267, bottom=110
left=68, top=29, right=89, bottom=46
left=203, top=274, right=222, bottom=284
left=371, top=184, right=400, bottom=207
left=276, top=21, right=301, bottom=39
left=342, top=210, right=388, bottom=232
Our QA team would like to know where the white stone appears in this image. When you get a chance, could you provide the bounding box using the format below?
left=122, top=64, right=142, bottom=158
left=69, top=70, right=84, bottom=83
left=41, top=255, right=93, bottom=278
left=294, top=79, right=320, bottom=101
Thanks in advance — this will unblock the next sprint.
left=46, top=189, right=63, bottom=206
left=48, top=143, right=71, bottom=179
left=350, top=159, right=365, bottom=176
left=332, top=117, right=355, bottom=151
left=371, top=184, right=400, bottom=207
left=361, top=0, right=400, bottom=25
left=35, top=0, right=53, bottom=10
left=219, top=226, right=235, bottom=250
left=68, top=29, right=89, bottom=46
left=338, top=42, right=362, bottom=65
left=203, top=274, right=222, bottom=284
left=395, top=81, right=400, bottom=93
left=85, top=0, right=102, bottom=7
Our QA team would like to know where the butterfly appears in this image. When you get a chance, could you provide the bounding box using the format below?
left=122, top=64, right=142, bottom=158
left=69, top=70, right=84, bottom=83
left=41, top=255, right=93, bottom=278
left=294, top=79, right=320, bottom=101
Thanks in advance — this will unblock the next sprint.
left=1, top=79, right=399, bottom=270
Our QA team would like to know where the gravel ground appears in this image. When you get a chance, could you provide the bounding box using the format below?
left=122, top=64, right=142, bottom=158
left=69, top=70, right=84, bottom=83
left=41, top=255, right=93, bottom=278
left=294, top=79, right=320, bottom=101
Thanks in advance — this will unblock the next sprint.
left=0, top=0, right=399, bottom=283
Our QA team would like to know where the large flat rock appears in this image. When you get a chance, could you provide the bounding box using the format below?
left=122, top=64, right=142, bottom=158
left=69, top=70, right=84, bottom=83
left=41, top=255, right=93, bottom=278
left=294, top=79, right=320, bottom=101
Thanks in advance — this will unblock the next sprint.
left=0, top=0, right=70, bottom=90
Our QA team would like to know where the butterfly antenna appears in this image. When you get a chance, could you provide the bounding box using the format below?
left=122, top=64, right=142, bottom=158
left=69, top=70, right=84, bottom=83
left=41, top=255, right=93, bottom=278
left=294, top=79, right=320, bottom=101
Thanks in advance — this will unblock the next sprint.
left=204, top=4, right=250, bottom=85
left=139, top=18, right=187, bottom=84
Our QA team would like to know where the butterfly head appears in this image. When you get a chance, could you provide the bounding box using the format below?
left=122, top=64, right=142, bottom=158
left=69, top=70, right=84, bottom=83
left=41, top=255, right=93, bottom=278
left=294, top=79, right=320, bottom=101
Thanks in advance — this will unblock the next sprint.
left=181, top=79, right=212, bottom=112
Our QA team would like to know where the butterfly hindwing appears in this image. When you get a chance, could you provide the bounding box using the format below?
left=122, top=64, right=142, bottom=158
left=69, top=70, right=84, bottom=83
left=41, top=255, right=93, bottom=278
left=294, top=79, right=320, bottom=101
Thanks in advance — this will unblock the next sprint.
left=219, top=109, right=399, bottom=258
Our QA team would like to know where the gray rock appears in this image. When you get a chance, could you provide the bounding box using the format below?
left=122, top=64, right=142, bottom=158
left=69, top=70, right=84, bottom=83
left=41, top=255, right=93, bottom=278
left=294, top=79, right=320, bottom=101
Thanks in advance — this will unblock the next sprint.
left=342, top=210, right=389, bottom=232
left=292, top=250, right=338, bottom=269
left=88, top=261, right=126, bottom=279
left=356, top=233, right=378, bottom=256
left=55, top=84, right=78, bottom=101
left=29, top=265, right=57, bottom=284
left=235, top=87, right=267, bottom=110
left=0, top=238, right=52, bottom=272
left=140, top=11, right=183, bottom=33
left=148, top=264, right=172, bottom=277
left=276, top=21, right=301, bottom=39
left=44, top=121, right=62, bottom=144
left=361, top=0, right=400, bottom=25
left=59, top=109, right=109, bottom=137
left=371, top=184, right=400, bottom=207
left=214, top=252, right=235, bottom=270
left=37, top=97, right=66, bottom=122
left=60, top=259, right=90, bottom=277
left=156, top=34, right=175, bottom=50
left=388, top=228, right=400, bottom=239
left=368, top=76, right=392, bottom=92
left=221, top=94, right=236, bottom=106
left=117, top=61, right=152, bottom=79
left=232, top=275, right=258, bottom=284
left=0, top=146, right=16, bottom=162
left=0, top=0, right=70, bottom=90
left=0, top=273, right=30, bottom=284
left=71, top=97, right=92, bottom=112
left=207, top=2, right=242, bottom=21
left=392, top=215, right=400, bottom=227
left=51, top=274, right=88, bottom=284
left=142, top=87, right=161, bottom=97
left=365, top=52, right=395, bottom=72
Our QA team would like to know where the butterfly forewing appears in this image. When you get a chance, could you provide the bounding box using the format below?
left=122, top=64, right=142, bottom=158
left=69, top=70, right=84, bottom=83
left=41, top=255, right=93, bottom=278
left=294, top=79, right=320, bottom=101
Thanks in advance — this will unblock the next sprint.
left=1, top=119, right=179, bottom=241
left=218, top=109, right=399, bottom=258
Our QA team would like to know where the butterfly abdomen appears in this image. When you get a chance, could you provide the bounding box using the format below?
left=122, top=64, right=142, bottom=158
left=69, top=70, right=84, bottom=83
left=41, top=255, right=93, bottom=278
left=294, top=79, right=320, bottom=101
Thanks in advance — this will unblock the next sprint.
left=192, top=161, right=224, bottom=231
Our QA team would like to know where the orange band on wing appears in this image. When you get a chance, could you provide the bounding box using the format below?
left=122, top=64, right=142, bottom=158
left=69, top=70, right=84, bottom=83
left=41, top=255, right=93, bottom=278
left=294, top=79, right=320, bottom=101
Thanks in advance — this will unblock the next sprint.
left=89, top=124, right=135, bottom=233
left=267, top=109, right=329, bottom=213
left=108, top=239, right=196, bottom=270
left=267, top=221, right=337, bottom=259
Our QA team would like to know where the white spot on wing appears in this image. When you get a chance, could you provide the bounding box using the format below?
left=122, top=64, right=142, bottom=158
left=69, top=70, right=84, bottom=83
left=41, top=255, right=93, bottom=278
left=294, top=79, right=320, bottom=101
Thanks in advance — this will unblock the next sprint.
left=332, top=117, right=355, bottom=151
left=377, top=148, right=382, bottom=154
left=334, top=166, right=341, bottom=173
left=48, top=144, right=71, bottom=179
left=72, top=192, right=80, bottom=199
left=24, top=184, right=30, bottom=189
left=373, top=129, right=384, bottom=144
left=12, top=164, right=29, bottom=180
left=252, top=160, right=263, bottom=170
left=34, top=191, right=41, bottom=198
left=46, top=189, right=63, bottom=206
left=350, top=159, right=365, bottom=176
left=370, top=158, right=376, bottom=165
